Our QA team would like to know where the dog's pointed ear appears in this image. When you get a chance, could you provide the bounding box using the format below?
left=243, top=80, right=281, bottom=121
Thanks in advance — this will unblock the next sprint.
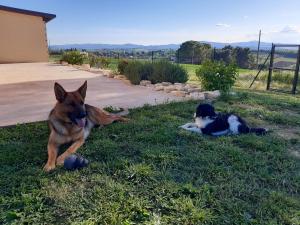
left=54, top=82, right=67, bottom=102
left=77, top=80, right=87, bottom=99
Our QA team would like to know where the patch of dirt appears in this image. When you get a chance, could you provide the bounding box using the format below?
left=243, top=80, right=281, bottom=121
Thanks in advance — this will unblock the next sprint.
left=282, top=109, right=300, bottom=117
left=268, top=124, right=300, bottom=140
left=289, top=149, right=300, bottom=159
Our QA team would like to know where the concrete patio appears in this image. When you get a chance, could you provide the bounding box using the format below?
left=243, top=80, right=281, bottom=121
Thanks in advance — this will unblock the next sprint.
left=0, top=63, right=183, bottom=127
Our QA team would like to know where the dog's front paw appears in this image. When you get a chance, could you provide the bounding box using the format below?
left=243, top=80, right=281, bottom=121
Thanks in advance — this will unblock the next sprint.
left=56, top=156, right=65, bottom=166
left=43, top=164, right=56, bottom=172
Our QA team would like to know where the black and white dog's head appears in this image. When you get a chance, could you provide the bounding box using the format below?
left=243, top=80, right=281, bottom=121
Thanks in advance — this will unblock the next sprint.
left=194, top=103, right=216, bottom=119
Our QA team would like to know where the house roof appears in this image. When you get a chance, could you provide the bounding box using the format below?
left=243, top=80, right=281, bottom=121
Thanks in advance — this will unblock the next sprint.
left=0, top=5, right=56, bottom=22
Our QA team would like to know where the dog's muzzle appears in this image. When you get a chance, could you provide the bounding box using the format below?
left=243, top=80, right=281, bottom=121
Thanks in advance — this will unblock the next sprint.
left=74, top=111, right=86, bottom=128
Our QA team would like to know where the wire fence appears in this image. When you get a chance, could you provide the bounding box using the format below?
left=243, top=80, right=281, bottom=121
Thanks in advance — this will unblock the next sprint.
left=50, top=47, right=300, bottom=93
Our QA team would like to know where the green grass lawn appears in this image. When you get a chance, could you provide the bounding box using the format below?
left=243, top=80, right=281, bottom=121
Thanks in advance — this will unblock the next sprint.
left=1, top=90, right=300, bottom=224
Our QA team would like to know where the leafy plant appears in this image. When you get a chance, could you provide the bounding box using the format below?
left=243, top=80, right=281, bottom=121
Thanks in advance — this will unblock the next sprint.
left=196, top=61, right=238, bottom=92
left=149, top=60, right=188, bottom=84
left=124, top=61, right=144, bottom=84
left=88, top=54, right=100, bottom=67
left=100, top=57, right=111, bottom=68
left=61, top=51, right=86, bottom=65
left=118, top=59, right=129, bottom=74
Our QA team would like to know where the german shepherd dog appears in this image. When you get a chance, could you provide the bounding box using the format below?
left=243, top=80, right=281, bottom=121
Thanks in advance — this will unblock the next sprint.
left=44, top=81, right=128, bottom=172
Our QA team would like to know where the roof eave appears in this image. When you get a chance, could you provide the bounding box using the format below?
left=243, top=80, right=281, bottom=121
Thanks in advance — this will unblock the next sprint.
left=0, top=5, right=56, bottom=23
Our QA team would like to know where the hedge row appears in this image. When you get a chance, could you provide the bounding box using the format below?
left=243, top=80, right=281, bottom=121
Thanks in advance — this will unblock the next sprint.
left=118, top=60, right=188, bottom=85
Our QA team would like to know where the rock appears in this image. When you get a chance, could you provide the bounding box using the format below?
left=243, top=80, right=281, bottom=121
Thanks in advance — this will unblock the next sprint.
left=204, top=90, right=221, bottom=99
left=107, top=74, right=115, bottom=78
left=81, top=64, right=91, bottom=70
left=189, top=84, right=199, bottom=88
left=188, top=92, right=206, bottom=100
left=154, top=85, right=164, bottom=91
left=123, top=79, right=132, bottom=85
left=164, top=86, right=177, bottom=93
left=146, top=84, right=154, bottom=88
left=154, top=83, right=162, bottom=87
left=170, top=90, right=187, bottom=97
left=140, top=80, right=152, bottom=86
left=174, top=85, right=185, bottom=91
left=161, top=82, right=172, bottom=86
left=187, top=88, right=202, bottom=93
left=89, top=68, right=102, bottom=73
left=174, top=83, right=185, bottom=91
left=61, top=61, right=68, bottom=65
left=73, top=65, right=81, bottom=69
left=184, top=84, right=192, bottom=89
left=114, top=75, right=126, bottom=80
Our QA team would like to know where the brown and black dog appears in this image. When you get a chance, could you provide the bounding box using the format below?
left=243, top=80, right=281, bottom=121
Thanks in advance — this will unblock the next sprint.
left=44, top=81, right=128, bottom=172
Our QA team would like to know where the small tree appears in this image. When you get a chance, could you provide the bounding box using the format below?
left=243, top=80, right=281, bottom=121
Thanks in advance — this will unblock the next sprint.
left=61, top=51, right=86, bottom=65
left=233, top=47, right=254, bottom=69
left=196, top=61, right=238, bottom=93
left=176, top=41, right=212, bottom=64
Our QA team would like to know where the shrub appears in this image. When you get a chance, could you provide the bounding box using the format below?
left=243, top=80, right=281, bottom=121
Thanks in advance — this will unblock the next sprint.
left=88, top=55, right=111, bottom=68
left=139, top=62, right=154, bottom=80
left=149, top=60, right=188, bottom=83
left=100, top=57, right=111, bottom=68
left=124, top=61, right=144, bottom=85
left=88, top=54, right=100, bottom=67
left=118, top=59, right=129, bottom=74
left=123, top=60, right=188, bottom=85
left=61, top=51, right=86, bottom=65
left=196, top=61, right=238, bottom=92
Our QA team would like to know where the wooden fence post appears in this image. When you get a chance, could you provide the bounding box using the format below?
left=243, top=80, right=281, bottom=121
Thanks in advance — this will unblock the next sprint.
left=292, top=45, right=300, bottom=94
left=266, top=44, right=275, bottom=90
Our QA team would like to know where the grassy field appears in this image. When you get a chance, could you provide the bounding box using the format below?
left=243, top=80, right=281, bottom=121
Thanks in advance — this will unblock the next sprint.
left=1, top=90, right=300, bottom=224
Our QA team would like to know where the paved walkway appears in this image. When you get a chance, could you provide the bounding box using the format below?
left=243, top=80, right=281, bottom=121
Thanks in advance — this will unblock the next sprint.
left=0, top=63, right=182, bottom=127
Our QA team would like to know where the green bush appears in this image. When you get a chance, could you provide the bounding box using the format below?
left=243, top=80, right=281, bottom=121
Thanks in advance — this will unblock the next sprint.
left=100, top=57, right=111, bottom=68
left=61, top=51, right=86, bottom=65
left=140, top=62, right=154, bottom=80
left=118, top=59, right=129, bottom=74
left=88, top=55, right=111, bottom=68
left=123, top=60, right=188, bottom=85
left=88, top=54, right=100, bottom=67
left=149, top=60, right=188, bottom=83
left=196, top=61, right=238, bottom=92
left=124, top=61, right=144, bottom=85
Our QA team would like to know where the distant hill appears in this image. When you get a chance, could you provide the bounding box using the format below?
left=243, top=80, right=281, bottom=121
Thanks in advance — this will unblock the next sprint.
left=202, top=41, right=272, bottom=50
left=50, top=41, right=273, bottom=51
left=50, top=43, right=180, bottom=51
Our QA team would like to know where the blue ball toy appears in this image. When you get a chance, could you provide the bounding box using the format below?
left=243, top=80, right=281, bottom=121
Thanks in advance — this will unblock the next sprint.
left=64, top=154, right=89, bottom=170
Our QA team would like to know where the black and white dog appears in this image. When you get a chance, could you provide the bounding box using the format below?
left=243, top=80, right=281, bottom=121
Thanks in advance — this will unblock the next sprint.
left=181, top=103, right=267, bottom=136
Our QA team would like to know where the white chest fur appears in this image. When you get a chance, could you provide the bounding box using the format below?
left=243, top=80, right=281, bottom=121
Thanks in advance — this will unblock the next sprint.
left=83, top=120, right=94, bottom=140
left=227, top=115, right=241, bottom=134
left=195, top=117, right=214, bottom=128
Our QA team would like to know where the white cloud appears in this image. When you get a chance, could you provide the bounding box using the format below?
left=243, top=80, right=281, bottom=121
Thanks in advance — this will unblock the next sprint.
left=215, top=23, right=231, bottom=28
left=243, top=15, right=249, bottom=20
left=280, top=25, right=299, bottom=34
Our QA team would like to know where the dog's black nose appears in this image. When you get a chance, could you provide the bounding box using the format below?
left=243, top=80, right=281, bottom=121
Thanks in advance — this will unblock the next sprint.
left=78, top=111, right=86, bottom=118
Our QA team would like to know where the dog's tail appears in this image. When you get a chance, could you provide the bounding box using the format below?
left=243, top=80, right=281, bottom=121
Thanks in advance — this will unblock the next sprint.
left=249, top=127, right=268, bottom=135
left=238, top=124, right=268, bottom=135
left=113, top=108, right=129, bottom=116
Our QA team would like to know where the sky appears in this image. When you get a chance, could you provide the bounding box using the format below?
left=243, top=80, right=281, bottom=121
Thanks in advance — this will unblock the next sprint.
left=1, top=0, right=300, bottom=45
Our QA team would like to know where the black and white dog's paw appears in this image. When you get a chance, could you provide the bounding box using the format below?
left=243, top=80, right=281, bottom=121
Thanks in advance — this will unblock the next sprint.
left=180, top=123, right=202, bottom=134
